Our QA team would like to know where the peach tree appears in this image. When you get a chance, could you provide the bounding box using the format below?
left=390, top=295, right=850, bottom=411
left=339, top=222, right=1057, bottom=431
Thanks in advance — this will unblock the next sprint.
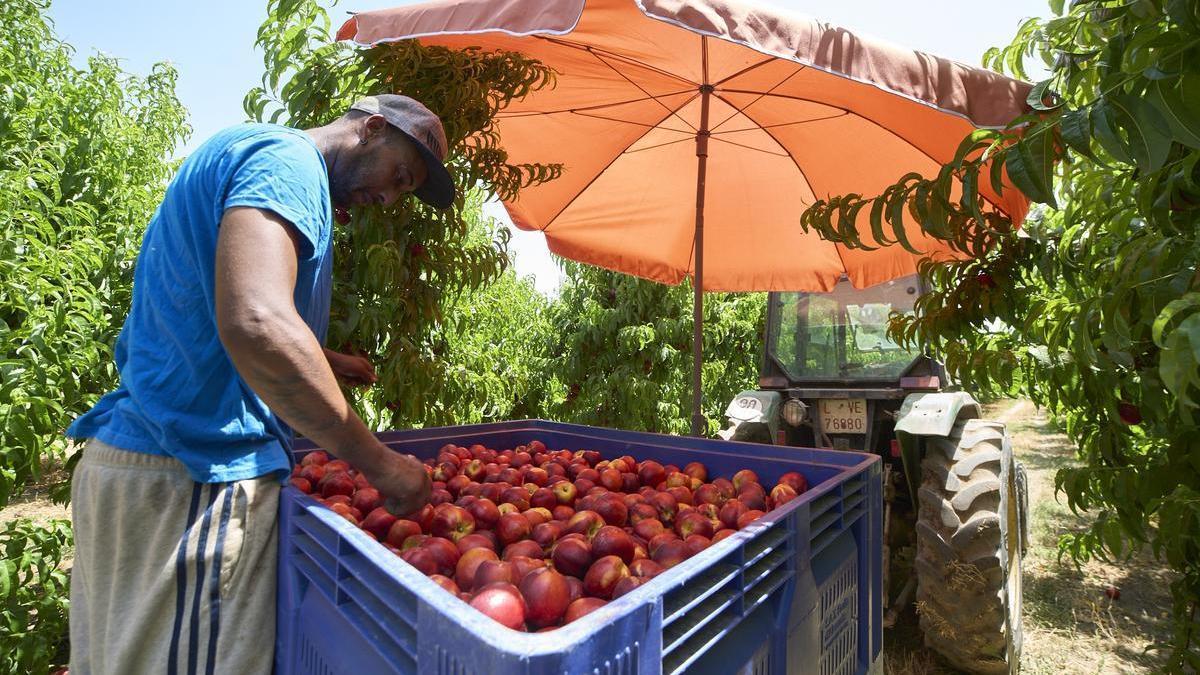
left=247, top=0, right=560, bottom=429
left=800, top=0, right=1200, bottom=665
left=536, top=262, right=765, bottom=436
left=0, top=0, right=189, bottom=670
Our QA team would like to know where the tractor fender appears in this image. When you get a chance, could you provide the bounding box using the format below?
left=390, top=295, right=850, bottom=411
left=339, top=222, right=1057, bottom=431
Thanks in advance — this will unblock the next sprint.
left=894, top=392, right=982, bottom=437
left=716, top=390, right=780, bottom=441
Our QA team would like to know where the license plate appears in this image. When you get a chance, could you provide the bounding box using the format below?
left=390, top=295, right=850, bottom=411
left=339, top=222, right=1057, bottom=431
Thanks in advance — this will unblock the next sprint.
left=819, top=399, right=868, bottom=434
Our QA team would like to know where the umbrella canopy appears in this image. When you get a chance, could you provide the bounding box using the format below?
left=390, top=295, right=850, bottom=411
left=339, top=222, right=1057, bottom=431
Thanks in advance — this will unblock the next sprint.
left=337, top=0, right=1032, bottom=434
left=337, top=0, right=1031, bottom=292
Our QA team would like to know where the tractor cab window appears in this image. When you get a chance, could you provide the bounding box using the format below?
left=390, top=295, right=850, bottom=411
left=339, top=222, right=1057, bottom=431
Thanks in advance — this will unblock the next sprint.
left=768, top=275, right=922, bottom=381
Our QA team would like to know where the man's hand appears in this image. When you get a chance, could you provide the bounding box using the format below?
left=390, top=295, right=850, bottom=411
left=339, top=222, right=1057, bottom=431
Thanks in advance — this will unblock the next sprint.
left=323, top=348, right=377, bottom=387
left=361, top=452, right=431, bottom=517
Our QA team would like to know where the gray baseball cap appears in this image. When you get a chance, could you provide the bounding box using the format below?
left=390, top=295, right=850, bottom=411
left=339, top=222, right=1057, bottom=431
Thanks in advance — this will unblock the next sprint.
left=350, top=94, right=455, bottom=209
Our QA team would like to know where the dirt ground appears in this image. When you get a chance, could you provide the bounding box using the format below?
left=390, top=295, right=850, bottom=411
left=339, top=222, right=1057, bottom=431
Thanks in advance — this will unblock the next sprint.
left=885, top=400, right=1175, bottom=674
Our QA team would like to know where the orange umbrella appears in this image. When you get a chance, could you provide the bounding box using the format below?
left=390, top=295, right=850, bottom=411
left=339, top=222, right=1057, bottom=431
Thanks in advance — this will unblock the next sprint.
left=338, top=0, right=1032, bottom=434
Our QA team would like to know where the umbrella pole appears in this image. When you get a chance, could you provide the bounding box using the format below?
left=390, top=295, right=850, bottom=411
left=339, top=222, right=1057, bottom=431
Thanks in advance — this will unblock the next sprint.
left=691, top=83, right=713, bottom=437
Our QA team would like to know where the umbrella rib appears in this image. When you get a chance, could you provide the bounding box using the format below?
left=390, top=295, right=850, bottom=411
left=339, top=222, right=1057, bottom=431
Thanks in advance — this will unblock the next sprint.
left=708, top=135, right=792, bottom=159
left=539, top=104, right=695, bottom=231
left=711, top=110, right=850, bottom=134
left=713, top=56, right=779, bottom=87
left=719, top=89, right=1015, bottom=217
left=569, top=107, right=701, bottom=132
left=496, top=89, right=696, bottom=119
left=718, top=88, right=944, bottom=166
left=621, top=135, right=696, bottom=154
left=537, top=36, right=698, bottom=87
left=586, top=48, right=699, bottom=133
left=712, top=90, right=817, bottom=201
left=709, top=65, right=807, bottom=134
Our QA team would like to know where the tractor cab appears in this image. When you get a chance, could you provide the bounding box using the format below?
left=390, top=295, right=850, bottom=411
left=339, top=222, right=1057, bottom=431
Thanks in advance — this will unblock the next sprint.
left=722, top=274, right=943, bottom=455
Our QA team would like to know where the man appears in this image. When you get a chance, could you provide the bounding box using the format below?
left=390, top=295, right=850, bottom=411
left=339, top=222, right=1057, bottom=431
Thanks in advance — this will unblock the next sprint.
left=65, top=95, right=445, bottom=674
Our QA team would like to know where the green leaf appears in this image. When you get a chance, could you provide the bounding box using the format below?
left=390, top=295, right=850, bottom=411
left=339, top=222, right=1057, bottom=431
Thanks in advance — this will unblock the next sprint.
left=1108, top=93, right=1173, bottom=173
left=1059, top=107, right=1098, bottom=160
left=1153, top=294, right=1200, bottom=346
left=1091, top=100, right=1134, bottom=164
left=1027, top=79, right=1062, bottom=111
left=1147, top=76, right=1200, bottom=150
left=1005, top=127, right=1059, bottom=207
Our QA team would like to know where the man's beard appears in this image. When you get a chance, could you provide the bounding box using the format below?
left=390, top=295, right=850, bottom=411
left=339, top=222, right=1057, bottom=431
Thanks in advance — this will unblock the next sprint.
left=328, top=153, right=370, bottom=208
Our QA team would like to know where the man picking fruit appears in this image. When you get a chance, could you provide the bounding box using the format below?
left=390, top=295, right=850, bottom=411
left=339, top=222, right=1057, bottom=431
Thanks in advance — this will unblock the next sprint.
left=65, top=95, right=444, bottom=674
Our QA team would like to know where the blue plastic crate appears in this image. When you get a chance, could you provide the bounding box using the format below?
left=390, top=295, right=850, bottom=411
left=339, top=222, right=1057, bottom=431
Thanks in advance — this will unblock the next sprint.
left=277, top=420, right=883, bottom=675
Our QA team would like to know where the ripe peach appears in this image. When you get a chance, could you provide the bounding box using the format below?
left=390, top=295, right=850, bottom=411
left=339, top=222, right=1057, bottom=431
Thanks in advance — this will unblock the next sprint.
left=667, top=486, right=693, bottom=506
left=361, top=507, right=398, bottom=540
left=591, top=526, right=636, bottom=564
left=470, top=582, right=527, bottom=630
left=612, top=575, right=644, bottom=599
left=509, top=555, right=548, bottom=582
left=693, top=484, right=725, bottom=506
left=502, top=539, right=543, bottom=561
left=777, top=471, right=808, bottom=494
left=583, top=555, right=630, bottom=599
left=520, top=567, right=571, bottom=628
left=652, top=540, right=691, bottom=569
left=683, top=462, right=708, bottom=482
left=524, top=508, right=552, bottom=528
left=564, top=597, right=607, bottom=624
left=629, top=558, right=665, bottom=578
left=592, top=494, right=628, bottom=527
left=429, top=574, right=460, bottom=595
left=732, top=469, right=759, bottom=492
left=431, top=504, right=476, bottom=542
left=737, top=510, right=766, bottom=529
left=466, top=498, right=501, bottom=529
left=421, top=537, right=461, bottom=576
left=564, top=510, right=605, bottom=539
left=496, top=512, right=533, bottom=547
left=455, top=547, right=499, bottom=590
left=719, top=500, right=749, bottom=529
left=300, top=450, right=330, bottom=466
left=400, top=547, right=439, bottom=576
left=637, top=461, right=666, bottom=489
left=633, top=518, right=666, bottom=541
left=385, top=519, right=423, bottom=548
left=684, top=534, right=711, bottom=555
left=319, top=472, right=356, bottom=498
left=770, top=484, right=798, bottom=508
left=532, top=521, right=564, bottom=549
left=455, top=533, right=495, bottom=555
left=473, top=559, right=519, bottom=590
left=551, top=537, right=593, bottom=578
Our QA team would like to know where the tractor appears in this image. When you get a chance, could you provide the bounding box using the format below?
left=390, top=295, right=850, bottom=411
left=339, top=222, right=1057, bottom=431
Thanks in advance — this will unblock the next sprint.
left=718, top=274, right=1029, bottom=674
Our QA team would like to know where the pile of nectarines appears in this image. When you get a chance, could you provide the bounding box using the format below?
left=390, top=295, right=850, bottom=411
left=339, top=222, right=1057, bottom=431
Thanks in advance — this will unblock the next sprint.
left=289, top=440, right=808, bottom=631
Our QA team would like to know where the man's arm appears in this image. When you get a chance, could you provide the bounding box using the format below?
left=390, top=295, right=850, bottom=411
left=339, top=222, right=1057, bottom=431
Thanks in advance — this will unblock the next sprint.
left=214, top=206, right=429, bottom=513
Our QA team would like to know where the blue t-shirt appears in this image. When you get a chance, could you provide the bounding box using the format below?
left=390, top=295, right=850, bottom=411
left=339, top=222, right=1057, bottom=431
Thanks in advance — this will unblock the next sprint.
left=68, top=124, right=334, bottom=483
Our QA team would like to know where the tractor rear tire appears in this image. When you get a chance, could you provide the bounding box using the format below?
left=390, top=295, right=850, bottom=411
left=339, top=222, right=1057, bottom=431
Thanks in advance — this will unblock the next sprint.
left=915, top=418, right=1023, bottom=674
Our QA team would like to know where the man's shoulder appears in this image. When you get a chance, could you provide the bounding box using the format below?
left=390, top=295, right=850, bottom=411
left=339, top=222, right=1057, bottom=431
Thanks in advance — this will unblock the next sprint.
left=197, top=123, right=322, bottom=167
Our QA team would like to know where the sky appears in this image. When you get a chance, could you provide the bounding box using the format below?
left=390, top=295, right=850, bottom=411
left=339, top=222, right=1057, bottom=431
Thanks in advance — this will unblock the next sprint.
left=47, top=0, right=1050, bottom=295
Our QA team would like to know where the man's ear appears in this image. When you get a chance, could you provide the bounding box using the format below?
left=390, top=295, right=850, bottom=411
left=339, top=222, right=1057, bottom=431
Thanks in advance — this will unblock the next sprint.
left=362, top=114, right=390, bottom=142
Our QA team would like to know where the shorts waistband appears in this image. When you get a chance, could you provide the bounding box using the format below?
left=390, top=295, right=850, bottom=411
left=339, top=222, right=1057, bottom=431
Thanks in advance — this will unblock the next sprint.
left=81, top=438, right=191, bottom=476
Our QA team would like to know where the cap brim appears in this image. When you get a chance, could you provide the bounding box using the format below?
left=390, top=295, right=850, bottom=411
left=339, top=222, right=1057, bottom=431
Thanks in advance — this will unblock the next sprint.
left=403, top=131, right=455, bottom=209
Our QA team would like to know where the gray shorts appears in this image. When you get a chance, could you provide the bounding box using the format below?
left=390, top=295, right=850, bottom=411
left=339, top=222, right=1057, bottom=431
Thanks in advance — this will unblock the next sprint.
left=69, top=439, right=279, bottom=675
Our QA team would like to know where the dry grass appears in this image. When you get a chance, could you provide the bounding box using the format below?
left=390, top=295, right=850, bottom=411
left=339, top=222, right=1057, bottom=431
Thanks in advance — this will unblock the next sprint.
left=886, top=400, right=1174, bottom=674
